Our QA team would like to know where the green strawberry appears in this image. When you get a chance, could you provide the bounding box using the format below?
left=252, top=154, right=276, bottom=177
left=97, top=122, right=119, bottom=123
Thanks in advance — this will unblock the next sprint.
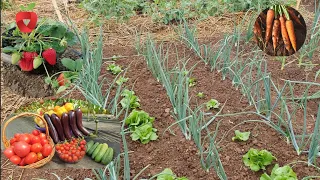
left=33, top=56, right=43, bottom=69
left=11, top=52, right=21, bottom=65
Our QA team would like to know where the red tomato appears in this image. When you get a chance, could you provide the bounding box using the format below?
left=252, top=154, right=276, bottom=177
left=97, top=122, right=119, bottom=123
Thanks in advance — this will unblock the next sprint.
left=13, top=141, right=31, bottom=158
left=42, top=144, right=52, bottom=157
left=10, top=155, right=21, bottom=165
left=18, top=134, right=31, bottom=144
left=14, top=133, right=21, bottom=139
left=19, top=158, right=26, bottom=166
left=31, top=143, right=43, bottom=153
left=31, top=136, right=41, bottom=144
left=3, top=147, right=15, bottom=159
left=32, top=130, right=40, bottom=136
left=40, top=139, right=49, bottom=146
left=27, top=134, right=35, bottom=141
left=10, top=138, right=17, bottom=145
left=25, top=152, right=38, bottom=164
left=39, top=133, right=46, bottom=140
left=37, top=152, right=44, bottom=161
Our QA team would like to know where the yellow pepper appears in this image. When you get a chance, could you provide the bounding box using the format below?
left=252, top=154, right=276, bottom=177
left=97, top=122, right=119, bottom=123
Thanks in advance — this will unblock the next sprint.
left=64, top=103, right=74, bottom=112
left=46, top=110, right=55, bottom=116
left=55, top=107, right=68, bottom=118
left=34, top=108, right=45, bottom=127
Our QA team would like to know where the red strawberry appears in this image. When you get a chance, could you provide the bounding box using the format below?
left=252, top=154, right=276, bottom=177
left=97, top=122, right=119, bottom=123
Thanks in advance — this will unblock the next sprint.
left=19, top=52, right=38, bottom=71
left=42, top=48, right=56, bottom=65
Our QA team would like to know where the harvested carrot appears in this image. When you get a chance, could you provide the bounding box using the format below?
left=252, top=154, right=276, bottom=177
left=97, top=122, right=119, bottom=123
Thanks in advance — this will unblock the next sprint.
left=254, top=20, right=262, bottom=43
left=265, top=7, right=275, bottom=43
left=287, top=7, right=304, bottom=27
left=282, top=5, right=297, bottom=52
left=272, top=19, right=280, bottom=52
left=286, top=20, right=297, bottom=51
left=279, top=16, right=291, bottom=51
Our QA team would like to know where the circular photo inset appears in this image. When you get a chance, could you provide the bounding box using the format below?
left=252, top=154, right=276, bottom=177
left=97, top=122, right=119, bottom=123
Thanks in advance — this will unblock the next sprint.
left=253, top=5, right=307, bottom=56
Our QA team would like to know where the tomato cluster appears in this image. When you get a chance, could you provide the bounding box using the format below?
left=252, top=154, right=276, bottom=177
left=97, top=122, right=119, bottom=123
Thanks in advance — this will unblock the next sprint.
left=3, top=130, right=53, bottom=166
left=56, top=138, right=86, bottom=163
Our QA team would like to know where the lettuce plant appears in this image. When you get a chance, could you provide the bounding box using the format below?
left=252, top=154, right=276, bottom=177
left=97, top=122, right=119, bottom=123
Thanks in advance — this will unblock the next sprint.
left=130, top=123, right=158, bottom=144
left=156, top=168, right=189, bottom=180
left=260, top=164, right=297, bottom=180
left=125, top=109, right=155, bottom=131
left=120, top=89, right=140, bottom=109
left=243, top=148, right=276, bottom=171
left=232, top=130, right=250, bottom=141
left=206, top=99, right=220, bottom=110
left=107, top=63, right=122, bottom=75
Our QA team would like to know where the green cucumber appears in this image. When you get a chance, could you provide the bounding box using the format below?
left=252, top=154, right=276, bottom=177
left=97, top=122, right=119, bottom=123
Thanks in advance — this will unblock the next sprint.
left=86, top=140, right=95, bottom=153
left=87, top=142, right=99, bottom=155
left=91, top=144, right=103, bottom=159
left=101, top=147, right=114, bottom=165
left=94, top=143, right=109, bottom=162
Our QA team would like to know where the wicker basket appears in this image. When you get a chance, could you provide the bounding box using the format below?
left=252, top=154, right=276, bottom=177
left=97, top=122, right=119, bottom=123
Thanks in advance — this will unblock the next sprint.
left=1, top=112, right=55, bottom=168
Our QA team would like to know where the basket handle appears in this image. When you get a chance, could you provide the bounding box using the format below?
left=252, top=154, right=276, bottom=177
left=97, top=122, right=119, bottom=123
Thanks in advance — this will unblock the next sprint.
left=2, top=112, right=50, bottom=148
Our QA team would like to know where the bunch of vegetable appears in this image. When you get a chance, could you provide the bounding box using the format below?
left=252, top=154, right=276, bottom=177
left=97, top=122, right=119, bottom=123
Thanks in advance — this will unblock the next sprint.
left=254, top=5, right=305, bottom=55
left=3, top=130, right=53, bottom=166
left=43, top=108, right=92, bottom=144
left=125, top=110, right=158, bottom=144
left=86, top=140, right=114, bottom=165
left=55, top=137, right=86, bottom=163
left=34, top=102, right=74, bottom=128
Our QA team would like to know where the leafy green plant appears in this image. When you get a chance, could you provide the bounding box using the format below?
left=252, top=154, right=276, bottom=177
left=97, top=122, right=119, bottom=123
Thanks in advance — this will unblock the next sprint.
left=155, top=168, right=189, bottom=180
left=188, top=77, right=197, bottom=87
left=130, top=122, right=158, bottom=144
left=260, top=164, right=297, bottom=180
left=125, top=109, right=155, bottom=131
left=107, top=63, right=122, bottom=75
left=232, top=130, right=250, bottom=141
left=120, top=89, right=141, bottom=109
left=116, top=77, right=129, bottom=85
left=243, top=148, right=276, bottom=171
left=206, top=99, right=220, bottom=110
left=196, top=92, right=204, bottom=98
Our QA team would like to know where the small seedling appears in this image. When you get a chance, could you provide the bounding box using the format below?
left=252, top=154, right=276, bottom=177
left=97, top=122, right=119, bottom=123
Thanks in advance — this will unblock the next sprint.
left=188, top=77, right=197, bottom=87
left=206, top=99, right=220, bottom=110
left=196, top=92, right=204, bottom=98
left=156, top=168, right=189, bottom=180
left=107, top=64, right=122, bottom=75
left=243, top=148, right=276, bottom=171
left=232, top=130, right=250, bottom=141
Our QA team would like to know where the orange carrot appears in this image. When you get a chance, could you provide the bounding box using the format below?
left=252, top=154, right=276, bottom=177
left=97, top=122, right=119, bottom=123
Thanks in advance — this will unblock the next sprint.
left=272, top=19, right=280, bottom=52
left=254, top=20, right=262, bottom=43
left=287, top=7, right=304, bottom=27
left=279, top=16, right=291, bottom=51
left=281, top=5, right=297, bottom=52
left=265, top=7, right=275, bottom=43
left=286, top=19, right=297, bottom=51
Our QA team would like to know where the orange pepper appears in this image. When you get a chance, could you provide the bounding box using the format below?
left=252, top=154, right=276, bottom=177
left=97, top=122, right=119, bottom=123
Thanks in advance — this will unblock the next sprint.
left=53, top=106, right=60, bottom=112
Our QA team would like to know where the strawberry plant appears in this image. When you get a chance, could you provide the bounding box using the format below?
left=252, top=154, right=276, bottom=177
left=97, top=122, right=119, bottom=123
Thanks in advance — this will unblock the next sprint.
left=1, top=3, right=77, bottom=72
left=260, top=164, right=297, bottom=180
left=232, top=130, right=251, bottom=141
left=243, top=148, right=276, bottom=171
